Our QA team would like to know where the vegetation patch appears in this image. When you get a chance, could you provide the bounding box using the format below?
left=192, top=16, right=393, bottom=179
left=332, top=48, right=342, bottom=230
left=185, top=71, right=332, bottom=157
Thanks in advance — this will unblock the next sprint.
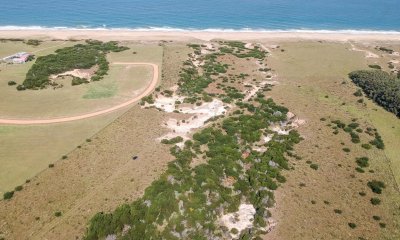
left=21, top=40, right=129, bottom=90
left=349, top=70, right=400, bottom=117
left=83, top=41, right=301, bottom=240
left=367, top=180, right=385, bottom=194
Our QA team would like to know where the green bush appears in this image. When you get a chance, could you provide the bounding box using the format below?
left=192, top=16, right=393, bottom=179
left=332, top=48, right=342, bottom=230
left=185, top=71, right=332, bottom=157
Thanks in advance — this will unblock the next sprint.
left=372, top=215, right=381, bottom=221
left=310, top=164, right=319, bottom=170
left=7, top=80, right=16, bottom=86
left=161, top=136, right=184, bottom=145
left=334, top=209, right=342, bottom=214
left=14, top=185, right=23, bottom=191
left=370, top=197, right=381, bottom=205
left=355, top=167, right=365, bottom=173
left=367, top=180, right=385, bottom=194
left=361, top=143, right=371, bottom=150
left=71, top=77, right=89, bottom=86
left=348, top=222, right=357, bottom=229
left=16, top=84, right=26, bottom=91
left=3, top=191, right=14, bottom=200
left=25, top=39, right=41, bottom=46
left=54, top=211, right=62, bottom=217
left=342, top=148, right=351, bottom=153
left=356, top=157, right=369, bottom=168
left=353, top=89, right=363, bottom=97
left=368, top=64, right=381, bottom=70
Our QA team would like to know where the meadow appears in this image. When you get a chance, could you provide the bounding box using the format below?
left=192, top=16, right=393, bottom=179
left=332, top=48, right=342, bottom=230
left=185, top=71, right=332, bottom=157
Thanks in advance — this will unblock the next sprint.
left=266, top=41, right=400, bottom=239
left=0, top=40, right=163, bottom=193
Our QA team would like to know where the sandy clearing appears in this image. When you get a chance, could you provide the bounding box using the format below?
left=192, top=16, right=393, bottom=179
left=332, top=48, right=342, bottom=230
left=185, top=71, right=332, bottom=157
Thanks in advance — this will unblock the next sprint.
left=349, top=43, right=380, bottom=58
left=0, top=62, right=158, bottom=125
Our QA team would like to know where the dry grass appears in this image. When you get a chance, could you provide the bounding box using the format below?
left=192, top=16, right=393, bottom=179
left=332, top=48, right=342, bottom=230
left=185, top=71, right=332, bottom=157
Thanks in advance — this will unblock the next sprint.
left=264, top=41, right=400, bottom=240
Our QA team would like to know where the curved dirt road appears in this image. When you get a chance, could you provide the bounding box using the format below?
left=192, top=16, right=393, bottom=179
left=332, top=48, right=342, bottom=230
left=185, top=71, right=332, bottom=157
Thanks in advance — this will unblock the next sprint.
left=0, top=62, right=158, bottom=125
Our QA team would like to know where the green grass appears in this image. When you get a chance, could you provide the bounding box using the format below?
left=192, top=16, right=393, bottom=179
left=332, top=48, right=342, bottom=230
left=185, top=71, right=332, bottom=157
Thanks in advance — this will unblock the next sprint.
left=83, top=83, right=118, bottom=99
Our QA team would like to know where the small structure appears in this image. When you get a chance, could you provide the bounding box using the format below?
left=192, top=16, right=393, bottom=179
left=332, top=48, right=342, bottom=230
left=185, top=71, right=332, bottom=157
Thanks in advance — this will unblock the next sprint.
left=2, top=52, right=33, bottom=64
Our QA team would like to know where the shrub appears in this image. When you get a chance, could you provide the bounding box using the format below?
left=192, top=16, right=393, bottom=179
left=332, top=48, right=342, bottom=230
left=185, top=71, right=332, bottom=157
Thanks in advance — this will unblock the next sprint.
left=54, top=211, right=62, bottom=217
left=342, top=148, right=351, bottom=153
left=372, top=215, right=381, bottom=221
left=367, top=180, right=385, bottom=194
left=356, top=157, right=369, bottom=168
left=7, top=80, right=16, bottom=86
left=355, top=167, right=365, bottom=173
left=368, top=64, right=381, bottom=70
left=353, top=89, right=363, bottom=97
left=71, top=77, right=89, bottom=86
left=49, top=164, right=54, bottom=168
left=161, top=136, right=184, bottom=145
left=379, top=223, right=386, bottom=228
left=86, top=139, right=92, bottom=142
left=348, top=122, right=359, bottom=129
left=3, top=191, right=14, bottom=200
left=361, top=144, right=371, bottom=150
left=25, top=39, right=41, bottom=46
left=14, top=185, right=23, bottom=191
left=310, top=164, right=319, bottom=170
left=334, top=209, right=342, bottom=214
left=370, top=197, right=381, bottom=205
left=359, top=191, right=366, bottom=196
left=62, top=155, right=68, bottom=160
left=348, top=222, right=357, bottom=229
left=16, top=84, right=26, bottom=91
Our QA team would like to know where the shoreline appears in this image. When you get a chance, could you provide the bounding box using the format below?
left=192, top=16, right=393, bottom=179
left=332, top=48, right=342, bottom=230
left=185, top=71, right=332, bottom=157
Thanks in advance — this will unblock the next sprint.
left=1, top=29, right=400, bottom=42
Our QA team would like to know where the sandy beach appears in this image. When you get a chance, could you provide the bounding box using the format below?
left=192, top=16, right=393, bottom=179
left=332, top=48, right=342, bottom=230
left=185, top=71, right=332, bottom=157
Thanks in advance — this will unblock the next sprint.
left=1, top=29, right=400, bottom=42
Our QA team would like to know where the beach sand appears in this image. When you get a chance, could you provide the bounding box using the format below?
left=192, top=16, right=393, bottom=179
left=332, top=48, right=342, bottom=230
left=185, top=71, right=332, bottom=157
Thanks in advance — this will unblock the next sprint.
left=1, top=30, right=400, bottom=42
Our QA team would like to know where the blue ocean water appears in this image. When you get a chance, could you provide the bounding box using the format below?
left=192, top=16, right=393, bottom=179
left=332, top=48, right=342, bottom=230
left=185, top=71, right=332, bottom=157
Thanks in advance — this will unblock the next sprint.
left=0, top=0, right=399, bottom=32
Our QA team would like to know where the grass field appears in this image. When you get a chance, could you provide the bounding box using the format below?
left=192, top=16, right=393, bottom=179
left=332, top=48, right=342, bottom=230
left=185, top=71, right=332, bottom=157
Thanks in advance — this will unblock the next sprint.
left=0, top=40, right=163, bottom=193
left=0, top=41, right=161, bottom=118
left=265, top=41, right=400, bottom=239
left=0, top=43, right=188, bottom=240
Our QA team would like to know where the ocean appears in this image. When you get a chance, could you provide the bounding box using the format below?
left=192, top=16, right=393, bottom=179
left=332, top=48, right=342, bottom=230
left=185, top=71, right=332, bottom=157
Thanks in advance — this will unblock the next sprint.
left=1, top=0, right=399, bottom=32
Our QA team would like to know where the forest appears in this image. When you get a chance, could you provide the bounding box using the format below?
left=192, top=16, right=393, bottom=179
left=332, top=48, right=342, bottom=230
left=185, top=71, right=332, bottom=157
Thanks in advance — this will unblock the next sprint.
left=349, top=70, right=400, bottom=117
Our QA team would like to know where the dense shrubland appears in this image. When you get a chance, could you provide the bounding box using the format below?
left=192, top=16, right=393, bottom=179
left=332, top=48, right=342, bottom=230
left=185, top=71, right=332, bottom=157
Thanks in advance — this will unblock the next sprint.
left=348, top=70, right=400, bottom=117
left=20, top=40, right=129, bottom=90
